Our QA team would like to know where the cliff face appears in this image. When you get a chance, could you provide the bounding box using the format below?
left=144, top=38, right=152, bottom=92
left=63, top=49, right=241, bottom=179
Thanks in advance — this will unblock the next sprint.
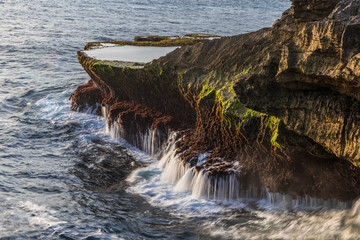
left=153, top=0, right=360, bottom=166
left=234, top=0, right=360, bottom=166
left=71, top=0, right=360, bottom=201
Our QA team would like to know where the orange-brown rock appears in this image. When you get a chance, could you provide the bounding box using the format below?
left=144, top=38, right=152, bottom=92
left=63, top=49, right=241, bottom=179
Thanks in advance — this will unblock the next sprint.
left=71, top=0, right=360, bottom=201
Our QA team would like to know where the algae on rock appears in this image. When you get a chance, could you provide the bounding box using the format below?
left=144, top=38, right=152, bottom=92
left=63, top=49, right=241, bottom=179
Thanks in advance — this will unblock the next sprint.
left=71, top=0, right=360, bottom=202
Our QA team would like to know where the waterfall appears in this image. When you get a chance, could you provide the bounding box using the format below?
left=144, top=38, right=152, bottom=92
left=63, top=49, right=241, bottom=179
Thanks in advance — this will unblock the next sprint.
left=158, top=134, right=187, bottom=183
left=158, top=135, right=267, bottom=201
left=101, top=104, right=109, bottom=119
left=265, top=192, right=353, bottom=210
left=174, top=168, right=268, bottom=200
left=156, top=134, right=353, bottom=209
left=102, top=104, right=353, bottom=210
left=101, top=104, right=168, bottom=157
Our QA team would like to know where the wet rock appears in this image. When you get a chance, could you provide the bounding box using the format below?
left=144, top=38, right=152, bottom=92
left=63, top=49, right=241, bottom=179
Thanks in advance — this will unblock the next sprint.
left=69, top=79, right=104, bottom=114
left=71, top=1, right=360, bottom=201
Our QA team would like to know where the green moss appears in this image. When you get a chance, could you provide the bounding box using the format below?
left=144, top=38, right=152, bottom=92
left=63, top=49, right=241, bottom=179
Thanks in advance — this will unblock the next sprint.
left=84, top=34, right=224, bottom=50
left=92, top=63, right=116, bottom=77
left=197, top=69, right=253, bottom=120
left=270, top=124, right=281, bottom=148
left=192, top=70, right=250, bottom=131
left=224, top=99, right=247, bottom=117
left=199, top=84, right=215, bottom=100
left=242, top=109, right=282, bottom=149
left=119, top=38, right=203, bottom=46
left=233, top=67, right=254, bottom=77
left=134, top=35, right=169, bottom=42
left=158, top=67, right=163, bottom=76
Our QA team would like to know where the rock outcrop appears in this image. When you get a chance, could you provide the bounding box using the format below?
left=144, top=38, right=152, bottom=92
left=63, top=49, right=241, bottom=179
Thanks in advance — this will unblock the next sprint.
left=234, top=0, right=360, bottom=166
left=71, top=0, right=360, bottom=202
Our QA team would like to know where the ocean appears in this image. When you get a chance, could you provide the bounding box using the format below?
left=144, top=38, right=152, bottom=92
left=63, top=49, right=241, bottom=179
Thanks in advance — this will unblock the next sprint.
left=1, top=0, right=359, bottom=239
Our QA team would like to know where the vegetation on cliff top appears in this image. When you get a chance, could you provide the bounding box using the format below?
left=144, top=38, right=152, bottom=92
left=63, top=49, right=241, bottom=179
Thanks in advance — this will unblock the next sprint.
left=84, top=34, right=222, bottom=50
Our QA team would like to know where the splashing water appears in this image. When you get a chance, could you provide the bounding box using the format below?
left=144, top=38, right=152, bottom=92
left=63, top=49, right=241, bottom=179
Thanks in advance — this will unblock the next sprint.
left=125, top=130, right=360, bottom=239
left=3, top=0, right=360, bottom=239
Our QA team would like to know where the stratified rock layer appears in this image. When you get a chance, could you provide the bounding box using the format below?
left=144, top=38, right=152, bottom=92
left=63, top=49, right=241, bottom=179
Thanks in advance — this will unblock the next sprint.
left=154, top=0, right=360, bottom=167
left=71, top=0, right=360, bottom=201
left=234, top=0, right=360, bottom=167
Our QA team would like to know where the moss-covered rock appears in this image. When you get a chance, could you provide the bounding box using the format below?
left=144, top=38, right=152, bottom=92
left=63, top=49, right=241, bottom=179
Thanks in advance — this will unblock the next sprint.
left=71, top=0, right=360, bottom=202
left=84, top=34, right=222, bottom=50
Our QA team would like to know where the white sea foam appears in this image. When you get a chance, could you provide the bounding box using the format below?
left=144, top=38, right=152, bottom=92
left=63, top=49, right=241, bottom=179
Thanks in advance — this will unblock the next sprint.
left=36, top=90, right=358, bottom=240
left=36, top=90, right=101, bottom=123
left=261, top=192, right=352, bottom=211
left=127, top=164, right=232, bottom=216
left=340, top=198, right=360, bottom=239
left=19, top=201, right=67, bottom=228
left=99, top=93, right=358, bottom=239
left=0, top=199, right=67, bottom=235
left=204, top=209, right=350, bottom=240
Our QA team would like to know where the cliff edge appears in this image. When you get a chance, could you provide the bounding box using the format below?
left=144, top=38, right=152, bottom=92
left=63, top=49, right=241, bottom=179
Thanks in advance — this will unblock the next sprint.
left=71, top=0, right=360, bottom=202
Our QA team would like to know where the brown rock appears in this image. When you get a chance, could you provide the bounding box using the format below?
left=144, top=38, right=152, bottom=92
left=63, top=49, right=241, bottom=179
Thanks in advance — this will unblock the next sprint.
left=71, top=0, right=360, bottom=201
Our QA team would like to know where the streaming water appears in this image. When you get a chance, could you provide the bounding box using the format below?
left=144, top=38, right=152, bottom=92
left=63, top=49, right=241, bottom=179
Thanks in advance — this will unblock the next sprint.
left=1, top=0, right=359, bottom=239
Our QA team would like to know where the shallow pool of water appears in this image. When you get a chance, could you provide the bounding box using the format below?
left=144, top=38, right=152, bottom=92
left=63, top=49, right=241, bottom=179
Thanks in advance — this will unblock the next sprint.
left=85, top=46, right=179, bottom=62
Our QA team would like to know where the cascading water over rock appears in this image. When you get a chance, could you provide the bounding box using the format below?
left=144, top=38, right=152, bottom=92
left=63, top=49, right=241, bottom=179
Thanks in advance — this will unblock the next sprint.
left=115, top=118, right=354, bottom=209
left=101, top=104, right=169, bottom=157
left=70, top=0, right=360, bottom=209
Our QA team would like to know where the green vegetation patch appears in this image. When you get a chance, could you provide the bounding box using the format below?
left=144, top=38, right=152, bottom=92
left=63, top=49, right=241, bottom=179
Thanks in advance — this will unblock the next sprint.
left=192, top=67, right=282, bottom=149
left=243, top=109, right=282, bottom=149
left=84, top=34, right=223, bottom=50
left=197, top=68, right=253, bottom=117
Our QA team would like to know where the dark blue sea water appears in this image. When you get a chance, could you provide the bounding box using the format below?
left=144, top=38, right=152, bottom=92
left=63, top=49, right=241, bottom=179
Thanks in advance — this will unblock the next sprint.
left=2, top=0, right=360, bottom=239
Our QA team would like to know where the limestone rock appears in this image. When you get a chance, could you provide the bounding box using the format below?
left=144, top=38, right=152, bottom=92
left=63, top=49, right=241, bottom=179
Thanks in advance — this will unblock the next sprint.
left=165, top=0, right=359, bottom=167
left=72, top=1, right=360, bottom=201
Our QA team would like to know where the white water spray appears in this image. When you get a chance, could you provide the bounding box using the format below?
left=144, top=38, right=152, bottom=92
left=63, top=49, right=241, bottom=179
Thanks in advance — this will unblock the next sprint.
left=101, top=105, right=354, bottom=210
left=150, top=134, right=354, bottom=209
left=157, top=135, right=268, bottom=201
left=101, top=105, right=167, bottom=157
left=264, top=192, right=352, bottom=210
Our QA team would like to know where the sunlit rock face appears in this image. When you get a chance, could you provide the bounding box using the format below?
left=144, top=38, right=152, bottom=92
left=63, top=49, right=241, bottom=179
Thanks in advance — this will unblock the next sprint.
left=71, top=1, right=360, bottom=202
left=233, top=0, right=360, bottom=167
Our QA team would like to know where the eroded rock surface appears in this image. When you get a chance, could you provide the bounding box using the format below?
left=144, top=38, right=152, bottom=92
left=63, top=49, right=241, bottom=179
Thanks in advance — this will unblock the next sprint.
left=233, top=0, right=360, bottom=166
left=150, top=0, right=360, bottom=166
left=71, top=0, right=360, bottom=201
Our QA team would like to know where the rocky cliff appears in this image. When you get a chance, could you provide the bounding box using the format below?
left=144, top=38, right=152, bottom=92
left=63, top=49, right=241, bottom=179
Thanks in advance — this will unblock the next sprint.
left=71, top=0, right=360, bottom=202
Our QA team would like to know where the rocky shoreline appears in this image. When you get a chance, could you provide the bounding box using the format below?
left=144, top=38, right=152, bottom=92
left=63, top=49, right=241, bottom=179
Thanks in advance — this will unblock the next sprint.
left=71, top=0, right=360, bottom=202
